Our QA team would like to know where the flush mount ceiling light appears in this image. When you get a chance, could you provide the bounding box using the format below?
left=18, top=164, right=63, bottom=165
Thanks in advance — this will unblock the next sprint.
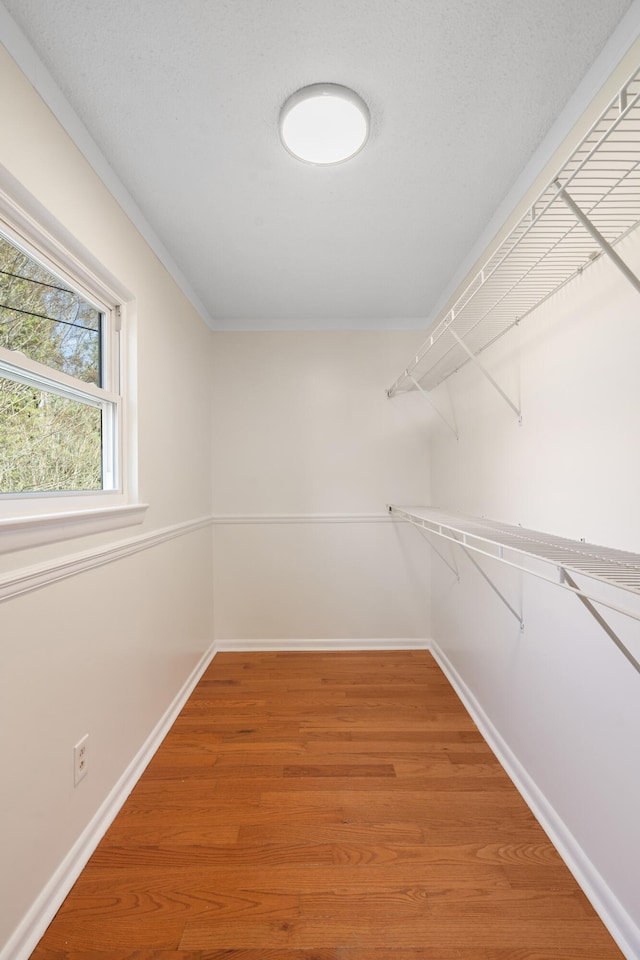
left=279, top=83, right=370, bottom=165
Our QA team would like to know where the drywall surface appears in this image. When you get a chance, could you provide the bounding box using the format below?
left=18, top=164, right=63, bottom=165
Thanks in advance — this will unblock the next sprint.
left=428, top=224, right=640, bottom=944
left=0, top=45, right=214, bottom=955
left=210, top=331, right=431, bottom=640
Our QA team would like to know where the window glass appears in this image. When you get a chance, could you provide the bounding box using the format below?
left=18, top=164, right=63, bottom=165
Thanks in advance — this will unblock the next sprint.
left=0, top=376, right=102, bottom=493
left=0, top=233, right=102, bottom=386
left=0, top=227, right=118, bottom=498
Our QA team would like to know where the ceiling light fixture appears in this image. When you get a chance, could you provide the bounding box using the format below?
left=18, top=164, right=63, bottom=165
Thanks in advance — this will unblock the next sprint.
left=279, top=83, right=370, bottom=165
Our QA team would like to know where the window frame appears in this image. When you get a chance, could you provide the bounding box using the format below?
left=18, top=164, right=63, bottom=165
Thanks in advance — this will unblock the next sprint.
left=0, top=179, right=146, bottom=553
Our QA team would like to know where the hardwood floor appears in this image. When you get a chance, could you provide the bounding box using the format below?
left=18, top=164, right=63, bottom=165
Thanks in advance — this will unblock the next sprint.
left=30, top=650, right=624, bottom=959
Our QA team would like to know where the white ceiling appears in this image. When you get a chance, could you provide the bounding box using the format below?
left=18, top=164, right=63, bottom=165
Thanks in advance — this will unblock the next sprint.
left=0, top=0, right=636, bottom=330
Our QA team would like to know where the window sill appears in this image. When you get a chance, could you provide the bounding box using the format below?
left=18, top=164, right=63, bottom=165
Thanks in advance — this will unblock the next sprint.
left=0, top=502, right=148, bottom=554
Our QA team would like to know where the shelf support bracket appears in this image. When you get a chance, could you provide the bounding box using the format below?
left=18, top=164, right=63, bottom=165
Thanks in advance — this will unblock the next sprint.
left=560, top=568, right=640, bottom=675
left=460, top=545, right=524, bottom=631
left=408, top=376, right=459, bottom=439
left=557, top=186, right=640, bottom=297
left=412, top=523, right=459, bottom=580
left=449, top=330, right=522, bottom=422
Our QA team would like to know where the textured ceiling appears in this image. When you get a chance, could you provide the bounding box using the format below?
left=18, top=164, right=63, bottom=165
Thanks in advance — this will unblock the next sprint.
left=0, top=0, right=635, bottom=329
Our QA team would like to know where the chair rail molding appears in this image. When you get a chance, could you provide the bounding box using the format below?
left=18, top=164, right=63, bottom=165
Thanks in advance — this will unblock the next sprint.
left=0, top=515, right=213, bottom=605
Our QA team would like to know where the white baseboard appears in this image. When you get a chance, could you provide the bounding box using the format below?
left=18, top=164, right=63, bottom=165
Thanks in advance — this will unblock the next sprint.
left=2, top=642, right=218, bottom=960
left=429, top=640, right=640, bottom=960
left=215, top=637, right=431, bottom=652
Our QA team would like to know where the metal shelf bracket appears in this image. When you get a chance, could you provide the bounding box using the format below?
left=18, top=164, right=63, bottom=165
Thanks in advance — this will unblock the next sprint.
left=414, top=525, right=459, bottom=580
left=405, top=514, right=522, bottom=629
left=556, top=184, right=640, bottom=297
left=408, top=376, right=459, bottom=439
left=460, top=544, right=524, bottom=631
left=449, top=330, right=522, bottom=423
left=560, top=568, right=640, bottom=674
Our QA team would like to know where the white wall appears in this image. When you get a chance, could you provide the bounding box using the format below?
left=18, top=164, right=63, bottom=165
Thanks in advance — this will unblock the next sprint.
left=428, top=223, right=640, bottom=951
left=4, top=13, right=639, bottom=959
left=0, top=44, right=214, bottom=956
left=210, top=331, right=431, bottom=641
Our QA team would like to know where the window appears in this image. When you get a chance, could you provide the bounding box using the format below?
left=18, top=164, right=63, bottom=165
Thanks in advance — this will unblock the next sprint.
left=0, top=231, right=118, bottom=495
left=0, top=183, right=145, bottom=552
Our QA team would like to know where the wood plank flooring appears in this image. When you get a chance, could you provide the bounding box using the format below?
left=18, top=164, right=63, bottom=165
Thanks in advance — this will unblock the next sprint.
left=29, top=650, right=624, bottom=959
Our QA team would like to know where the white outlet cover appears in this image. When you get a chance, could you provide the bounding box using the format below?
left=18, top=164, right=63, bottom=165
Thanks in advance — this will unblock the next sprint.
left=73, top=734, right=89, bottom=786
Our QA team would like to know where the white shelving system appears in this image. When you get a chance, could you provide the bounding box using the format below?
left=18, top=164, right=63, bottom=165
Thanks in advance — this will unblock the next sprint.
left=386, top=65, right=640, bottom=676
left=390, top=506, right=640, bottom=674
left=387, top=65, right=640, bottom=412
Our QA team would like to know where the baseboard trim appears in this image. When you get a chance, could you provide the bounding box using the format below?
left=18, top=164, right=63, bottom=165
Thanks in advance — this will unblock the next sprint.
left=429, top=640, right=640, bottom=960
left=215, top=637, right=431, bottom=652
left=2, top=642, right=218, bottom=960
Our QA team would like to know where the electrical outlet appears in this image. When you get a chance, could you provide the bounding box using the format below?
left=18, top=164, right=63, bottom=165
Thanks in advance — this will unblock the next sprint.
left=74, top=734, right=89, bottom=786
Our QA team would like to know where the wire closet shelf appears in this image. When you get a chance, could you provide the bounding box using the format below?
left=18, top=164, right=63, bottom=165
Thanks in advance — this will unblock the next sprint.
left=390, top=505, right=640, bottom=620
left=387, top=66, right=640, bottom=397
